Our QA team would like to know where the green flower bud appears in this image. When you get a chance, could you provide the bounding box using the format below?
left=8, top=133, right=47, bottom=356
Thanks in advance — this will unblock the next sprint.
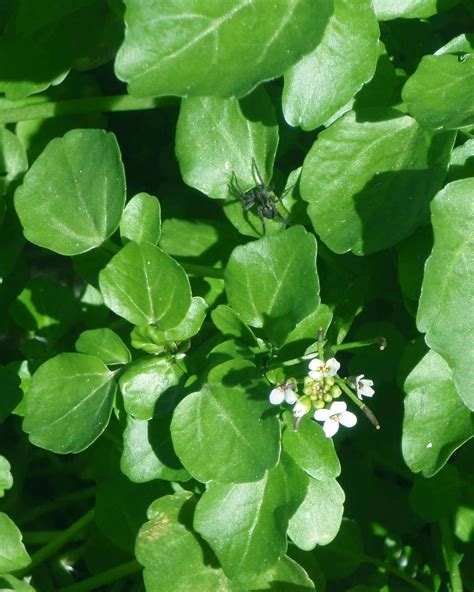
left=325, top=377, right=335, bottom=387
left=314, top=399, right=325, bottom=409
left=323, top=393, right=333, bottom=403
left=330, top=385, right=342, bottom=398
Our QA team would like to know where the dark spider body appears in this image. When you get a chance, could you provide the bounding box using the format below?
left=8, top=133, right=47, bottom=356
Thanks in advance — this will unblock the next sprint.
left=229, top=159, right=288, bottom=232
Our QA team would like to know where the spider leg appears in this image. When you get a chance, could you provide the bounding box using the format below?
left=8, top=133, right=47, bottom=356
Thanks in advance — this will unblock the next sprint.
left=251, top=158, right=266, bottom=187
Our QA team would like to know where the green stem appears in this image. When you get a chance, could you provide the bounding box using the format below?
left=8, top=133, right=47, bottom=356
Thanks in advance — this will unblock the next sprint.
left=0, top=95, right=176, bottom=124
left=337, top=378, right=380, bottom=430
left=333, top=336, right=387, bottom=352
left=440, top=517, right=464, bottom=592
left=361, top=553, right=432, bottom=592
left=179, top=262, right=224, bottom=280
left=18, top=486, right=96, bottom=526
left=58, top=560, right=141, bottom=592
left=17, top=510, right=94, bottom=576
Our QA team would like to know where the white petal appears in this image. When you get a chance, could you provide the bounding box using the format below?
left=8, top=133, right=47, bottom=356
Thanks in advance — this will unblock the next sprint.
left=309, top=358, right=324, bottom=371
left=284, top=389, right=297, bottom=404
left=293, top=401, right=310, bottom=417
left=339, top=411, right=357, bottom=428
left=308, top=370, right=323, bottom=380
left=314, top=408, right=331, bottom=422
left=269, top=388, right=285, bottom=405
left=358, top=384, right=374, bottom=398
left=328, top=401, right=347, bottom=415
left=325, top=358, right=340, bottom=377
left=323, top=418, right=339, bottom=438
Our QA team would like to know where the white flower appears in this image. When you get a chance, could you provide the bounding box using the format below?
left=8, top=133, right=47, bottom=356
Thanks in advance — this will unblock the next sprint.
left=269, top=384, right=298, bottom=405
left=313, top=401, right=357, bottom=438
left=308, top=357, right=340, bottom=380
left=351, top=374, right=375, bottom=399
left=293, top=398, right=311, bottom=418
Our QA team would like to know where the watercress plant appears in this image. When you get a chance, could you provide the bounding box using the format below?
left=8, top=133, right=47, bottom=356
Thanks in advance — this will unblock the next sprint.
left=0, top=1, right=473, bottom=591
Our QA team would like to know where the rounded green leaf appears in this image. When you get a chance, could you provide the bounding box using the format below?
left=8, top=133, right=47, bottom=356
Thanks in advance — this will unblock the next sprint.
left=237, top=556, right=315, bottom=590
left=15, top=129, right=125, bottom=255
left=176, top=87, right=278, bottom=200
left=23, top=353, right=116, bottom=453
left=0, top=128, right=28, bottom=196
left=99, top=241, right=191, bottom=328
left=115, top=0, right=332, bottom=98
left=403, top=350, right=474, bottom=477
left=194, top=453, right=308, bottom=579
left=121, top=415, right=189, bottom=482
left=372, top=0, right=458, bottom=19
left=136, top=492, right=229, bottom=591
left=402, top=54, right=474, bottom=131
left=0, top=513, right=31, bottom=573
left=448, top=138, right=474, bottom=183
left=225, top=225, right=319, bottom=345
left=288, top=477, right=345, bottom=550
left=282, top=415, right=341, bottom=481
left=0, top=456, right=13, bottom=498
left=75, top=328, right=131, bottom=366
left=300, top=109, right=454, bottom=255
left=120, top=192, right=161, bottom=245
left=211, top=304, right=258, bottom=344
left=417, top=179, right=474, bottom=410
left=119, top=357, right=184, bottom=420
left=283, top=0, right=379, bottom=131
left=171, top=381, right=280, bottom=484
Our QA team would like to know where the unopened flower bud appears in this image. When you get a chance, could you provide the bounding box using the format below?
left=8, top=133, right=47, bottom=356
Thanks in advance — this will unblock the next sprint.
left=330, top=385, right=342, bottom=398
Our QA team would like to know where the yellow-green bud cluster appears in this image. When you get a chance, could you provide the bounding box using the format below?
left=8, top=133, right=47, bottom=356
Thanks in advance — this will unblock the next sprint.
left=303, top=375, right=342, bottom=410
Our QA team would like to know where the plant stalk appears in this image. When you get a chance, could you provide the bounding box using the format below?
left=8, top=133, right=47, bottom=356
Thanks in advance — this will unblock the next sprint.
left=337, top=378, right=380, bottom=429
left=440, top=517, right=464, bottom=592
left=57, top=560, right=141, bottom=592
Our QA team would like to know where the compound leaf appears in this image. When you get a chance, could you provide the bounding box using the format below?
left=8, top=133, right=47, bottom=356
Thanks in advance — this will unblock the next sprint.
left=23, top=353, right=116, bottom=453
left=99, top=241, right=191, bottom=328
left=300, top=109, right=454, bottom=255
left=15, top=129, right=125, bottom=256
left=283, top=0, right=379, bottom=131
left=115, top=0, right=332, bottom=98
left=417, top=179, right=474, bottom=409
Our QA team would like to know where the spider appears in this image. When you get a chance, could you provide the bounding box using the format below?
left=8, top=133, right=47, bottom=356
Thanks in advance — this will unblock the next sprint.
left=228, top=159, right=288, bottom=233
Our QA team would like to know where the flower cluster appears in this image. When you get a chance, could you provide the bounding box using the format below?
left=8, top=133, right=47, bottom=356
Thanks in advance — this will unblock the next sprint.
left=268, top=356, right=375, bottom=438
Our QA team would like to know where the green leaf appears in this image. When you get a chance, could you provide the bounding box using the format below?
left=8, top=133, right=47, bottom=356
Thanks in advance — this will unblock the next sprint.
left=121, top=415, right=189, bottom=482
left=75, top=328, right=131, bottom=366
left=435, top=33, right=474, bottom=56
left=282, top=415, right=341, bottom=481
left=11, top=276, right=78, bottom=344
left=15, top=129, right=125, bottom=255
left=176, top=87, right=278, bottom=200
left=0, top=129, right=28, bottom=196
left=403, top=350, right=474, bottom=477
left=300, top=109, right=454, bottom=255
left=0, top=573, right=35, bottom=591
left=288, top=477, right=345, bottom=550
left=448, top=138, right=474, bottom=183
left=99, top=241, right=191, bottom=328
left=119, top=357, right=184, bottom=420
left=0, top=366, right=22, bottom=424
left=402, top=54, right=474, bottom=131
left=410, top=465, right=463, bottom=522
left=283, top=0, right=379, bottom=131
left=417, top=179, right=474, bottom=410
left=211, top=304, right=258, bottom=344
left=115, top=0, right=333, bottom=98
left=0, top=456, right=13, bottom=498
left=237, top=556, right=315, bottom=590
left=171, top=377, right=280, bottom=483
left=23, top=353, right=116, bottom=453
left=0, top=0, right=121, bottom=99
left=120, top=192, right=161, bottom=245
left=0, top=513, right=31, bottom=574
left=136, top=492, right=229, bottom=591
left=95, top=473, right=168, bottom=552
left=131, top=297, right=208, bottom=352
left=225, top=225, right=319, bottom=345
left=371, top=0, right=459, bottom=19
left=194, top=453, right=308, bottom=579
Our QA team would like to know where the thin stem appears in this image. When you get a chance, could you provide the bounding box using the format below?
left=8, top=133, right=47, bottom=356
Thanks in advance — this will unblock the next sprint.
left=333, top=337, right=387, bottom=352
left=0, top=95, right=176, bottom=124
left=18, top=486, right=96, bottom=526
left=179, top=262, right=224, bottom=280
left=58, top=560, right=141, bottom=592
left=361, top=553, right=432, bottom=592
left=440, top=517, right=464, bottom=592
left=17, top=510, right=94, bottom=576
left=337, top=378, right=380, bottom=430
